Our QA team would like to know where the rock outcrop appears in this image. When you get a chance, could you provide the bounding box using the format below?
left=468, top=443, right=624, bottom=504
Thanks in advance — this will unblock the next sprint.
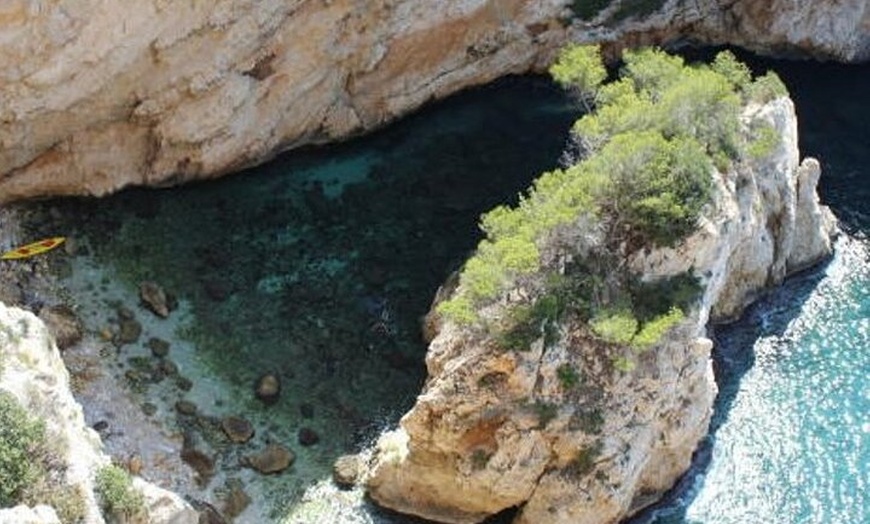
left=363, top=96, right=836, bottom=523
left=0, top=0, right=867, bottom=203
left=0, top=302, right=198, bottom=524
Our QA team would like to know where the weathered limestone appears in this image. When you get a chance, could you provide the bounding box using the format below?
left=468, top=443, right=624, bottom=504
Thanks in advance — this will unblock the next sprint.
left=0, top=0, right=867, bottom=203
left=364, top=96, right=836, bottom=523
left=0, top=302, right=198, bottom=524
left=0, top=0, right=567, bottom=202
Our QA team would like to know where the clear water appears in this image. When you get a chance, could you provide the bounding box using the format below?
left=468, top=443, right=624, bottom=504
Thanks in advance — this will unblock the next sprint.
left=23, top=56, right=870, bottom=523
left=29, top=77, right=578, bottom=520
left=628, top=56, right=870, bottom=524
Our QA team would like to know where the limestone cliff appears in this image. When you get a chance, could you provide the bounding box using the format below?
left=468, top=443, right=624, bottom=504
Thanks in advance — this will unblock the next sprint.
left=363, top=97, right=836, bottom=523
left=0, top=302, right=198, bottom=524
left=0, top=0, right=867, bottom=203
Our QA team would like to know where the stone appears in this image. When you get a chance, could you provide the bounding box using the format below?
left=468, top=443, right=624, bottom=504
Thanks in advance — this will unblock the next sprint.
left=175, top=400, right=198, bottom=416
left=38, top=304, right=83, bottom=350
left=146, top=337, right=170, bottom=357
left=115, top=317, right=142, bottom=346
left=116, top=305, right=135, bottom=320
left=254, top=373, right=281, bottom=405
left=141, top=402, right=157, bottom=416
left=244, top=444, right=294, bottom=475
left=127, top=454, right=144, bottom=475
left=0, top=0, right=850, bottom=206
left=333, top=454, right=361, bottom=489
left=297, top=427, right=320, bottom=447
left=221, top=416, right=255, bottom=444
left=0, top=301, right=198, bottom=523
left=189, top=500, right=227, bottom=524
left=220, top=479, right=251, bottom=518
left=180, top=447, right=215, bottom=485
left=175, top=376, right=194, bottom=391
left=139, top=281, right=169, bottom=318
left=155, top=359, right=178, bottom=377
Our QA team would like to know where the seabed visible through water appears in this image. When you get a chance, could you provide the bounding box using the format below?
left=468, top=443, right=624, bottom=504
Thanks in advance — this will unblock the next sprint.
left=17, top=76, right=578, bottom=523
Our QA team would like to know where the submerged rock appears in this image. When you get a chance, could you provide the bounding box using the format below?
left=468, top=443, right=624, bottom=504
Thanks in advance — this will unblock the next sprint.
left=220, top=479, right=251, bottom=518
left=145, top=337, right=171, bottom=357
left=244, top=444, right=294, bottom=474
left=297, top=427, right=320, bottom=447
left=254, top=373, right=281, bottom=405
left=180, top=446, right=215, bottom=486
left=221, top=416, right=255, bottom=444
left=115, top=318, right=142, bottom=346
left=38, top=304, right=82, bottom=350
left=139, top=281, right=170, bottom=318
left=333, top=454, right=362, bottom=489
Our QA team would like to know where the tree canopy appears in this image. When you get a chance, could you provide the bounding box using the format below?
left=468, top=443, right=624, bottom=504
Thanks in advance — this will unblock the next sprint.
left=438, top=45, right=788, bottom=354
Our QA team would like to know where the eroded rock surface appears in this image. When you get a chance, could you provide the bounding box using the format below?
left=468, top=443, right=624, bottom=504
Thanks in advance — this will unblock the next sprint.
left=0, top=0, right=867, bottom=202
left=364, top=97, right=836, bottom=523
left=0, top=302, right=198, bottom=524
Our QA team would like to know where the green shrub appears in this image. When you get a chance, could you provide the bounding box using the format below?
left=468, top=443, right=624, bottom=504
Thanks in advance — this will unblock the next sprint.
left=746, top=71, right=789, bottom=104
left=632, top=307, right=685, bottom=349
left=0, top=391, right=46, bottom=508
left=613, top=356, right=636, bottom=372
left=747, top=121, right=781, bottom=159
left=95, top=465, right=145, bottom=523
left=711, top=50, right=751, bottom=91
left=557, top=364, right=581, bottom=390
left=572, top=409, right=604, bottom=434
left=441, top=44, right=769, bottom=346
left=437, top=295, right=477, bottom=325
left=591, top=310, right=638, bottom=345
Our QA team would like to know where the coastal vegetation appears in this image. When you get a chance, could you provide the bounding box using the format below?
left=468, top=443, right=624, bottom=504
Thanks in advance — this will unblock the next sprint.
left=95, top=464, right=145, bottom=523
left=0, top=391, right=46, bottom=508
left=439, top=45, right=787, bottom=358
left=0, top=390, right=88, bottom=523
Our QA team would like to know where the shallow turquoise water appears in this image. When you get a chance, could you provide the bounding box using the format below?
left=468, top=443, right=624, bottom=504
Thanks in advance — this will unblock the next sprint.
left=630, top=56, right=870, bottom=524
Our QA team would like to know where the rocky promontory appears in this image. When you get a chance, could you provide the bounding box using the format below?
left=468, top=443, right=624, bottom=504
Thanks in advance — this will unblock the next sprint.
left=363, top=61, right=837, bottom=523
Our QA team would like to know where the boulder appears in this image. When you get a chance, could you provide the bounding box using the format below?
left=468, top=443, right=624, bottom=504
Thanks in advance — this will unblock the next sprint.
left=139, top=281, right=170, bottom=318
left=38, top=304, right=82, bottom=350
left=244, top=444, right=294, bottom=475
left=221, top=416, right=255, bottom=444
left=254, top=373, right=281, bottom=405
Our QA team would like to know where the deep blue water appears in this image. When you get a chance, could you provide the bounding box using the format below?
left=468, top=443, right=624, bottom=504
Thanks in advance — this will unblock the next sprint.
left=25, top=56, right=869, bottom=523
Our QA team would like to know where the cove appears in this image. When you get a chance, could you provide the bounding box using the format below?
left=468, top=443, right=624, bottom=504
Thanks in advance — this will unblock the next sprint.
left=17, top=55, right=868, bottom=523
left=24, top=76, right=578, bottom=522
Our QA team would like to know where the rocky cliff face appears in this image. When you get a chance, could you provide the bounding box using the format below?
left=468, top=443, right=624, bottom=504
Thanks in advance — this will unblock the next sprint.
left=0, top=302, right=198, bottom=524
left=0, top=0, right=867, bottom=203
left=363, top=97, right=837, bottom=523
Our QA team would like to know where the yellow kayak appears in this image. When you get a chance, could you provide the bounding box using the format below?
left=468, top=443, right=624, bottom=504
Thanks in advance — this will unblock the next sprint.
left=1, top=237, right=66, bottom=260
